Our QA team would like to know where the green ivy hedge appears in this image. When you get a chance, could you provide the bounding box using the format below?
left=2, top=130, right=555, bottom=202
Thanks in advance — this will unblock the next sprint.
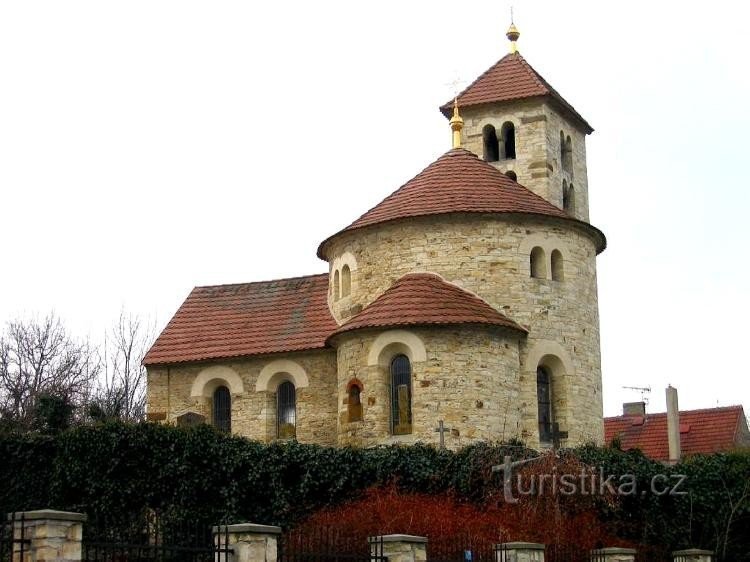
left=0, top=422, right=747, bottom=560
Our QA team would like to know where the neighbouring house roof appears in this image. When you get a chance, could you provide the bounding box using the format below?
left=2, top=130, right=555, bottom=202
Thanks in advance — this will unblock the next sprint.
left=603, top=405, right=749, bottom=462
left=318, top=148, right=606, bottom=258
left=143, top=274, right=338, bottom=366
left=329, top=273, right=527, bottom=341
left=438, top=52, right=593, bottom=134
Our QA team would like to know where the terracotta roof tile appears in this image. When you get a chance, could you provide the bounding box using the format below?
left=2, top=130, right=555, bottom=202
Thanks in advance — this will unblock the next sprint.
left=439, top=52, right=593, bottom=133
left=143, top=274, right=337, bottom=366
left=603, top=406, right=747, bottom=461
left=329, top=273, right=527, bottom=340
left=318, top=148, right=605, bottom=258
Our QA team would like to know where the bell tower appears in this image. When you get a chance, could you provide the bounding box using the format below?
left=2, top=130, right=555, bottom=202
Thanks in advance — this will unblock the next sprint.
left=440, top=23, right=594, bottom=222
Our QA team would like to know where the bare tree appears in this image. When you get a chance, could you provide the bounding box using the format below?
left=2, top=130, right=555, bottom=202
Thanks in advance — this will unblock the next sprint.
left=91, top=312, right=155, bottom=422
left=0, top=314, right=100, bottom=428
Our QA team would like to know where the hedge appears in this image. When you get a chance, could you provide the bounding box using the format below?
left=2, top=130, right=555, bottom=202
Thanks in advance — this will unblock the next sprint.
left=0, top=422, right=747, bottom=560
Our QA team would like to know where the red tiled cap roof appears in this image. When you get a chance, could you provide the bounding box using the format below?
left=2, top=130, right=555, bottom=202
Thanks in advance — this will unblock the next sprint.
left=329, top=273, right=527, bottom=341
left=439, top=52, right=593, bottom=134
left=604, top=406, right=748, bottom=462
left=143, top=274, right=337, bottom=366
left=318, top=148, right=605, bottom=259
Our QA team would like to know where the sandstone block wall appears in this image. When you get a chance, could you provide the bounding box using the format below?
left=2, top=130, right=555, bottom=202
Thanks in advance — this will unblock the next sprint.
left=335, top=326, right=524, bottom=448
left=325, top=214, right=604, bottom=447
left=460, top=100, right=590, bottom=222
left=146, top=350, right=338, bottom=446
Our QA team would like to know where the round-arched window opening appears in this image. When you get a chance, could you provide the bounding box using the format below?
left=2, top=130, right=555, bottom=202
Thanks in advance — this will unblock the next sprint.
left=483, top=124, right=500, bottom=162
left=212, top=386, right=231, bottom=433
left=390, top=355, right=412, bottom=435
left=277, top=381, right=296, bottom=439
left=505, top=170, right=518, bottom=182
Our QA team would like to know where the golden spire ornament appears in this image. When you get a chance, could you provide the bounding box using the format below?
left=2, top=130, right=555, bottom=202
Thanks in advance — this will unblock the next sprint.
left=506, top=22, right=520, bottom=53
left=449, top=98, right=464, bottom=149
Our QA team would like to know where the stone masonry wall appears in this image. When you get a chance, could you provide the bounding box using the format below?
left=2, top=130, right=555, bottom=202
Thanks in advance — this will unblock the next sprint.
left=146, top=350, right=338, bottom=446
left=325, top=214, right=604, bottom=447
left=459, top=100, right=590, bottom=222
left=334, top=326, right=523, bottom=448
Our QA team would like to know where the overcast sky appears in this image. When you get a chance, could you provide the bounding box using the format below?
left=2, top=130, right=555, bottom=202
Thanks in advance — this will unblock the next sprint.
left=1, top=1, right=748, bottom=418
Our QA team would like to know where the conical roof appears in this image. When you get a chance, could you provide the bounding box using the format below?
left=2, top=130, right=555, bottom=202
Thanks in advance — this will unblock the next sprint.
left=317, top=148, right=605, bottom=258
left=438, top=52, right=592, bottom=134
left=328, top=273, right=526, bottom=342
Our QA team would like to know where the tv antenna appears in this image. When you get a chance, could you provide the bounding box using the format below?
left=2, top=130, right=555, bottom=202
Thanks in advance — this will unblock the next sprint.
left=622, top=385, right=651, bottom=404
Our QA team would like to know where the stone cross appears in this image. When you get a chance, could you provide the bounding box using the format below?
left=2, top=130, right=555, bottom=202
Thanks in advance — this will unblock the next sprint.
left=434, top=420, right=451, bottom=449
left=550, top=422, right=568, bottom=452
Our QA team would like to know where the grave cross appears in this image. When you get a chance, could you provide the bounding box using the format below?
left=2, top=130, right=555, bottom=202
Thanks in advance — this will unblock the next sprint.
left=434, top=420, right=451, bottom=449
left=550, top=422, right=569, bottom=452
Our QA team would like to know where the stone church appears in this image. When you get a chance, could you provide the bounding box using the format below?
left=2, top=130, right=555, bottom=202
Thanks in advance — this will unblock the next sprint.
left=144, top=24, right=607, bottom=450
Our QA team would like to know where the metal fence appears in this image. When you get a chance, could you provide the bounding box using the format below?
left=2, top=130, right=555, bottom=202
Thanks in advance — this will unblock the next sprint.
left=426, top=532, right=500, bottom=561
left=82, top=511, right=232, bottom=562
left=0, top=512, right=31, bottom=562
left=279, top=527, right=388, bottom=562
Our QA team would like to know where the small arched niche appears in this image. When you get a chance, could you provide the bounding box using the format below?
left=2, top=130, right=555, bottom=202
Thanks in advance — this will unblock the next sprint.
left=341, top=265, right=351, bottom=297
left=500, top=122, right=516, bottom=159
left=505, top=170, right=518, bottom=182
left=563, top=183, right=575, bottom=214
left=483, top=124, right=500, bottom=162
left=346, top=379, right=363, bottom=423
left=530, top=247, right=547, bottom=279
left=333, top=269, right=340, bottom=301
left=551, top=249, right=564, bottom=281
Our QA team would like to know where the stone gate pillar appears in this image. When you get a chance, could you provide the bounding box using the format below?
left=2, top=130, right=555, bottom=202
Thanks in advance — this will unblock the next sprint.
left=368, top=534, right=427, bottom=562
left=214, top=523, right=282, bottom=562
left=496, top=542, right=545, bottom=562
left=8, top=509, right=86, bottom=561
left=672, top=549, right=714, bottom=562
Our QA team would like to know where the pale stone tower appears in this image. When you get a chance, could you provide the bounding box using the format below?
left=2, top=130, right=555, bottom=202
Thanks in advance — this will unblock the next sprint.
left=440, top=24, right=593, bottom=222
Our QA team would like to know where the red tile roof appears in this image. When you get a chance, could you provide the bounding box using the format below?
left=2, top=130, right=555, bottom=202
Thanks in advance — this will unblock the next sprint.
left=143, top=274, right=338, bottom=366
left=439, top=52, right=593, bottom=133
left=604, top=406, right=748, bottom=462
left=329, top=273, right=527, bottom=341
left=318, top=148, right=605, bottom=259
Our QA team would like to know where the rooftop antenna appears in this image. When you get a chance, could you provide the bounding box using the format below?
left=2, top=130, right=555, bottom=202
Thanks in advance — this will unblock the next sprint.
left=622, top=385, right=651, bottom=405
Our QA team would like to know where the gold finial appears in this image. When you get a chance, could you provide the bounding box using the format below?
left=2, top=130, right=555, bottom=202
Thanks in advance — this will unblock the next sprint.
left=506, top=22, right=520, bottom=53
left=449, top=98, right=464, bottom=149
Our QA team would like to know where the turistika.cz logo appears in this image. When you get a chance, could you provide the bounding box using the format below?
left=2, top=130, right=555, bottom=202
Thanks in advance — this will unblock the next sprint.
left=494, top=456, right=687, bottom=504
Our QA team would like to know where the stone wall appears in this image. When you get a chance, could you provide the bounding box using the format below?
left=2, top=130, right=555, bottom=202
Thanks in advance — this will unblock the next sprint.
left=146, top=350, right=338, bottom=446
left=334, top=326, right=524, bottom=448
left=325, top=213, right=604, bottom=447
left=459, top=99, right=590, bottom=222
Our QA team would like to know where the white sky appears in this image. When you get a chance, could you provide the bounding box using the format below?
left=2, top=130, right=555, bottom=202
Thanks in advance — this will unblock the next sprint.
left=1, top=1, right=748, bottom=418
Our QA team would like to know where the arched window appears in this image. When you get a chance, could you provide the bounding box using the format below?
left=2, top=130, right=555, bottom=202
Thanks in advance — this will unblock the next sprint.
left=390, top=355, right=412, bottom=435
left=500, top=122, right=516, bottom=159
left=551, top=250, right=564, bottom=281
left=347, top=381, right=363, bottom=423
left=530, top=247, right=547, bottom=279
left=560, top=131, right=566, bottom=166
left=563, top=135, right=573, bottom=171
left=505, top=170, right=518, bottom=182
left=277, top=381, right=296, bottom=439
left=537, top=366, right=553, bottom=443
left=341, top=265, right=351, bottom=297
left=333, top=270, right=340, bottom=301
left=563, top=183, right=575, bottom=214
left=212, top=386, right=231, bottom=433
left=483, top=124, right=499, bottom=162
